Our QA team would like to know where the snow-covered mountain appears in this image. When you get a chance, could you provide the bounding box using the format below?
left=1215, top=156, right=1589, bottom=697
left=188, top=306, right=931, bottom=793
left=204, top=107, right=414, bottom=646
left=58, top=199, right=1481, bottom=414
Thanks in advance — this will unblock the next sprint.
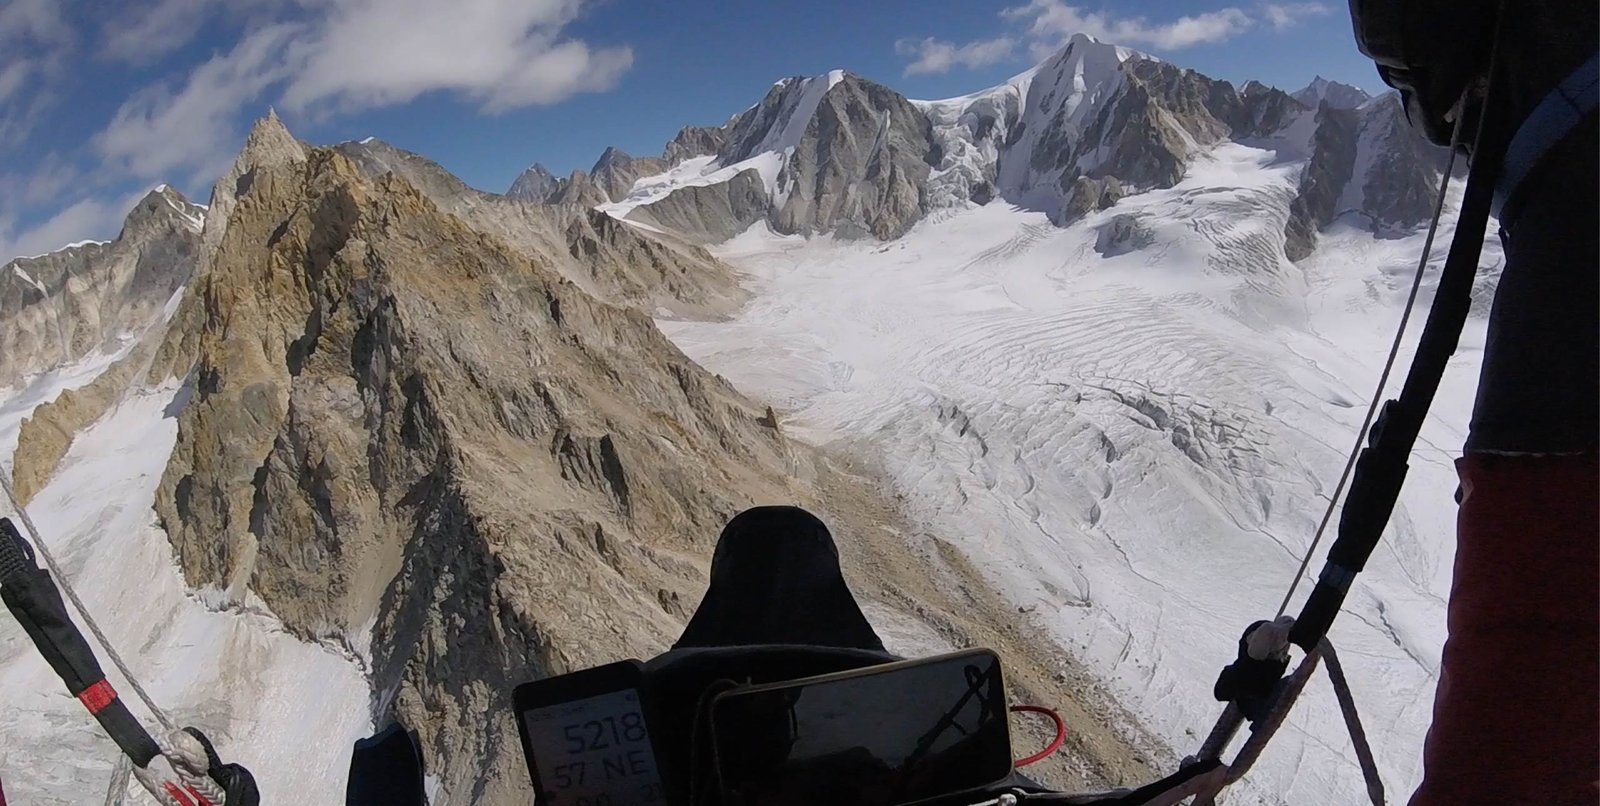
left=599, top=68, right=938, bottom=241
left=557, top=35, right=1317, bottom=239
left=1292, top=75, right=1374, bottom=111
left=918, top=34, right=1306, bottom=223
left=0, top=33, right=1475, bottom=806
left=1, top=184, right=203, bottom=383
left=1285, top=92, right=1452, bottom=259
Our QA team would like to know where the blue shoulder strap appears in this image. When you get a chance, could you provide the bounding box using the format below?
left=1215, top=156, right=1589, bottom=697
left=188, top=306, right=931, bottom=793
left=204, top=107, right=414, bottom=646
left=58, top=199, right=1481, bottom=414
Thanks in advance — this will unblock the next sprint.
left=1493, top=51, right=1599, bottom=219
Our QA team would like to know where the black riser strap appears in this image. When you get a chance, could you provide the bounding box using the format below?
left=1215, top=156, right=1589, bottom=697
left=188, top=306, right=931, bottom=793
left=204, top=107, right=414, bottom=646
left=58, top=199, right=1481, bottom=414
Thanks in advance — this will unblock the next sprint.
left=94, top=697, right=162, bottom=767
left=0, top=566, right=161, bottom=766
left=1291, top=59, right=1510, bottom=650
left=0, top=519, right=32, bottom=584
left=1328, top=448, right=1410, bottom=571
left=2, top=569, right=104, bottom=692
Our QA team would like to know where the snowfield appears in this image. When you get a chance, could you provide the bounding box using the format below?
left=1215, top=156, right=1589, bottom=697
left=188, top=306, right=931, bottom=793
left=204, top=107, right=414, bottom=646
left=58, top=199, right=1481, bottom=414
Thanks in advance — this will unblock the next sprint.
left=657, top=143, right=1494, bottom=804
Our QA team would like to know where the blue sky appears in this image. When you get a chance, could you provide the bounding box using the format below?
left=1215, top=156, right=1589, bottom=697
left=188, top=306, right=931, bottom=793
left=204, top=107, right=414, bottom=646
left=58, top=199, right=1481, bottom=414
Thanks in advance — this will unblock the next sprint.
left=0, top=0, right=1381, bottom=261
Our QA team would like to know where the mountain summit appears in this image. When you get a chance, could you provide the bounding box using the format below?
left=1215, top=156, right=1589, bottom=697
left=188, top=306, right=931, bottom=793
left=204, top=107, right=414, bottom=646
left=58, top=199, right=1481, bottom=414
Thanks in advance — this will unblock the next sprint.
left=1292, top=76, right=1373, bottom=111
left=0, top=184, right=204, bottom=382
left=505, top=162, right=557, bottom=200
left=544, top=34, right=1345, bottom=238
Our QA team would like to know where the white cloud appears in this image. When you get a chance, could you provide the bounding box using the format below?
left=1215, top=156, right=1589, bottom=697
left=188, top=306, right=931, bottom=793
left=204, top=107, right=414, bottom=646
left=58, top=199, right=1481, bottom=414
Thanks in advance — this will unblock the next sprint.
left=94, top=23, right=300, bottom=184
left=0, top=0, right=73, bottom=47
left=0, top=61, right=31, bottom=104
left=894, top=1, right=1319, bottom=75
left=895, top=36, right=1018, bottom=77
left=1261, top=2, right=1332, bottom=31
left=1002, top=1, right=1255, bottom=50
left=280, top=0, right=633, bottom=113
left=92, top=0, right=633, bottom=183
left=4, top=0, right=633, bottom=262
left=99, top=0, right=220, bottom=66
left=0, top=0, right=73, bottom=147
left=0, top=191, right=144, bottom=264
left=9, top=153, right=84, bottom=207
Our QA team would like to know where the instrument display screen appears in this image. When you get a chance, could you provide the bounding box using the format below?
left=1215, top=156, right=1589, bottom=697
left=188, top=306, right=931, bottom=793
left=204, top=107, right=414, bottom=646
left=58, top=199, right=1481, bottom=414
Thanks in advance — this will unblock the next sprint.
left=521, top=687, right=665, bottom=805
left=710, top=649, right=1012, bottom=805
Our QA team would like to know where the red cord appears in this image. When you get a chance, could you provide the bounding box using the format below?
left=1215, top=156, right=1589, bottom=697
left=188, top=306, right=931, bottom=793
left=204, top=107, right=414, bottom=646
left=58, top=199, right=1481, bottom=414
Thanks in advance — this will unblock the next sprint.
left=1010, top=704, right=1067, bottom=767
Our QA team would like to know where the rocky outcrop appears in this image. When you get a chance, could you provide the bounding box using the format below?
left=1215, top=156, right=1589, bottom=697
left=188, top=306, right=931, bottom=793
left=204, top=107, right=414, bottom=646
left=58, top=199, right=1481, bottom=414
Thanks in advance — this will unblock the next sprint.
left=663, top=124, right=729, bottom=163
left=507, top=150, right=668, bottom=206
left=334, top=138, right=743, bottom=318
left=1283, top=93, right=1448, bottom=259
left=1094, top=213, right=1155, bottom=257
left=562, top=206, right=749, bottom=315
left=1359, top=94, right=1451, bottom=229
left=150, top=141, right=809, bottom=801
left=1239, top=78, right=1308, bottom=137
left=772, top=74, right=937, bottom=239
left=505, top=163, right=557, bottom=201
left=333, top=136, right=483, bottom=205
left=544, top=169, right=609, bottom=207
left=0, top=185, right=204, bottom=384
left=629, top=72, right=938, bottom=241
left=1064, top=176, right=1124, bottom=222
left=589, top=147, right=665, bottom=202
left=1285, top=102, right=1360, bottom=260
left=1065, top=57, right=1300, bottom=192
left=203, top=109, right=306, bottom=259
left=628, top=169, right=770, bottom=242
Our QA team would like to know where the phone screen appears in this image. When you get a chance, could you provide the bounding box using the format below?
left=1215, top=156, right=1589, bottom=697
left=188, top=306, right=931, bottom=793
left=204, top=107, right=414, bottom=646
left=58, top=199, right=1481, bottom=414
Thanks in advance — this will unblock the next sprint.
left=710, top=650, right=1012, bottom=806
left=521, top=688, right=665, bottom=805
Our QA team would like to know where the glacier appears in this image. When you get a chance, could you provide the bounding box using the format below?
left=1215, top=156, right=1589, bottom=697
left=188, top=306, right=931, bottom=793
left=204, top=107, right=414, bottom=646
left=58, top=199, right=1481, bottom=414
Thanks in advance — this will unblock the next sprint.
left=656, top=142, right=1495, bottom=804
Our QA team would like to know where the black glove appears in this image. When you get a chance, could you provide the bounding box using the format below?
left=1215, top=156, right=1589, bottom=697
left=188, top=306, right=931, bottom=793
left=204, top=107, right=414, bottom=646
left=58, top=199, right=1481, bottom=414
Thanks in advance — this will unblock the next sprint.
left=183, top=727, right=261, bottom=806
left=1213, top=620, right=1290, bottom=723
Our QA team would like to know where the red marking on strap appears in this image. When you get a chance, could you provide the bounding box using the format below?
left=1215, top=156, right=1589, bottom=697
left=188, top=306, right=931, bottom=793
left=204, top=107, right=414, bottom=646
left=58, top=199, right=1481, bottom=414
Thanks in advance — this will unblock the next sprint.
left=163, top=781, right=196, bottom=806
left=77, top=678, right=117, bottom=715
left=161, top=781, right=214, bottom=806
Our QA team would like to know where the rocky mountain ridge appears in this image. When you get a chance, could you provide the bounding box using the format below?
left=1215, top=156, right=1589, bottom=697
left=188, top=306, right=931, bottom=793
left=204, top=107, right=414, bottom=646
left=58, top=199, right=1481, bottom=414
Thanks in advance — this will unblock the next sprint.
left=512, top=33, right=1433, bottom=251
left=1292, top=76, right=1373, bottom=111
left=1, top=184, right=204, bottom=384
left=147, top=132, right=806, bottom=799
left=1284, top=92, right=1450, bottom=259
left=334, top=136, right=744, bottom=318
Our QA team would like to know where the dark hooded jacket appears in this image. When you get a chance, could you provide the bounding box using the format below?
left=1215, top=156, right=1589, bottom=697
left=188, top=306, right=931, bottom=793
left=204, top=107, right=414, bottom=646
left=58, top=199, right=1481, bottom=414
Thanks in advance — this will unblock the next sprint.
left=1350, top=0, right=1598, bottom=454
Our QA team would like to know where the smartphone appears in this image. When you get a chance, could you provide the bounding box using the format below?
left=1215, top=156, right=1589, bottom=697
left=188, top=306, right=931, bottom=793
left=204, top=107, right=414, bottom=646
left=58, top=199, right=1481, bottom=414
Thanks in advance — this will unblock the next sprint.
left=708, top=648, right=1013, bottom=806
left=513, top=660, right=666, bottom=805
